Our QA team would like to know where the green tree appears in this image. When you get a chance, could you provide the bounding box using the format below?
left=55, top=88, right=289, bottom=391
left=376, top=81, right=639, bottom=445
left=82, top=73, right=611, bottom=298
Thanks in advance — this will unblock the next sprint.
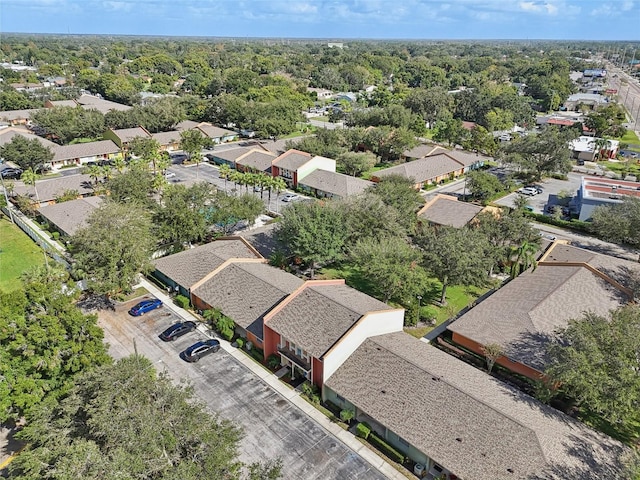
left=403, top=86, right=453, bottom=127
left=465, top=170, right=503, bottom=203
left=370, top=175, right=424, bottom=233
left=180, top=129, right=208, bottom=178
left=129, top=136, right=162, bottom=175
left=0, top=266, right=110, bottom=422
left=341, top=192, right=407, bottom=242
left=20, top=168, right=40, bottom=204
left=0, top=136, right=54, bottom=172
left=337, top=151, right=377, bottom=177
left=9, top=355, right=282, bottom=480
left=71, top=202, right=154, bottom=294
left=276, top=200, right=347, bottom=278
left=209, top=191, right=264, bottom=235
left=350, top=236, right=430, bottom=306
left=481, top=343, right=504, bottom=374
left=508, top=240, right=538, bottom=279
left=415, top=225, right=490, bottom=304
left=546, top=306, right=640, bottom=427
left=591, top=197, right=640, bottom=248
left=107, top=169, right=155, bottom=207
left=433, top=117, right=465, bottom=147
left=499, top=126, right=576, bottom=180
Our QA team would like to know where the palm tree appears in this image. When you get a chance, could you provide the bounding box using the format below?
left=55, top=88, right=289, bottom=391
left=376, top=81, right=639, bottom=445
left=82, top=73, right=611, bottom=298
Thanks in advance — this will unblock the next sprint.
left=21, top=168, right=40, bottom=204
left=112, top=154, right=126, bottom=173
left=509, top=241, right=538, bottom=279
left=87, top=165, right=102, bottom=185
left=272, top=177, right=287, bottom=214
left=219, top=164, right=231, bottom=191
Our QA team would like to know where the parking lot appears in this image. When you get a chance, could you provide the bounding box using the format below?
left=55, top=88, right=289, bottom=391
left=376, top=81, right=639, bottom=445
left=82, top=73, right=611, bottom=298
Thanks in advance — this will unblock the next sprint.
left=98, top=298, right=386, bottom=480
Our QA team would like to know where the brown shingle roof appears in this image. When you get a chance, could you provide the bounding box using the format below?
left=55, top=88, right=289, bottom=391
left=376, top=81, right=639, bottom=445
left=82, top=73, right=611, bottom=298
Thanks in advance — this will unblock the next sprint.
left=193, top=261, right=303, bottom=339
left=272, top=149, right=312, bottom=171
left=0, top=127, right=58, bottom=148
left=325, top=332, right=627, bottom=480
left=38, top=196, right=103, bottom=236
left=298, top=169, right=374, bottom=198
left=235, top=149, right=277, bottom=173
left=0, top=109, right=39, bottom=122
left=266, top=282, right=391, bottom=358
left=418, top=194, right=484, bottom=227
left=151, top=130, right=181, bottom=146
left=174, top=120, right=200, bottom=131
left=448, top=263, right=630, bottom=370
left=110, top=127, right=150, bottom=143
left=213, top=147, right=252, bottom=163
left=76, top=94, right=131, bottom=113
left=52, top=140, right=119, bottom=162
left=196, top=124, right=236, bottom=139
left=152, top=238, right=262, bottom=290
left=374, top=155, right=463, bottom=184
left=403, top=143, right=439, bottom=159
left=13, top=174, right=96, bottom=203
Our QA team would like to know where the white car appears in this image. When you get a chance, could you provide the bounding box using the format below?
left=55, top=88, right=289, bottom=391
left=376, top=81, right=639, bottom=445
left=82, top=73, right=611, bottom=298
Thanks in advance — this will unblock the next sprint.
left=164, top=171, right=176, bottom=179
left=518, top=187, right=538, bottom=196
left=281, top=193, right=299, bottom=202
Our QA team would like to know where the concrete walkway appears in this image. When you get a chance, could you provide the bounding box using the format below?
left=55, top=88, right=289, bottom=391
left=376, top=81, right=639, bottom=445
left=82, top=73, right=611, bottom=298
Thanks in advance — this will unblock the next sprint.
left=136, top=278, right=407, bottom=480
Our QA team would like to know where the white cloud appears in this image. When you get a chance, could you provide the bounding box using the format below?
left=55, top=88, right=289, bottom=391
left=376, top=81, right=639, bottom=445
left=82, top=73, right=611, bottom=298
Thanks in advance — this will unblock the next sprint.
left=519, top=1, right=558, bottom=15
left=621, top=0, right=634, bottom=11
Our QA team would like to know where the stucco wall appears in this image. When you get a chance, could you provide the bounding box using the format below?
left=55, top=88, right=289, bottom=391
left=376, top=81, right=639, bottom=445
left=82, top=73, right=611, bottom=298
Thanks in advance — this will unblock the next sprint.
left=297, top=156, right=336, bottom=182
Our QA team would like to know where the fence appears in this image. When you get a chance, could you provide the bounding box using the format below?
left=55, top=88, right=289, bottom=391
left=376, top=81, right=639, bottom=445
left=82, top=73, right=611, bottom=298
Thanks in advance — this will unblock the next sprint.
left=2, top=206, right=70, bottom=269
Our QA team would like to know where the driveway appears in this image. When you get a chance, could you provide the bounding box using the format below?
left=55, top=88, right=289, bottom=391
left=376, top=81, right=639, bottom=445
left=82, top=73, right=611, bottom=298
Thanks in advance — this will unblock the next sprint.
left=98, top=299, right=388, bottom=480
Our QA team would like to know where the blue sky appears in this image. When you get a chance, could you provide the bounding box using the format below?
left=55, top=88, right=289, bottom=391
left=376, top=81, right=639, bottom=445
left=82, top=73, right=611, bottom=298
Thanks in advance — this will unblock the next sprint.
left=1, top=0, right=639, bottom=40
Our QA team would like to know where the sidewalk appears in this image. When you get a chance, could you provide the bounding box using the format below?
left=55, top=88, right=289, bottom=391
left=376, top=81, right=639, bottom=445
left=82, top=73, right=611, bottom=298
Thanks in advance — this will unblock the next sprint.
left=137, top=277, right=407, bottom=480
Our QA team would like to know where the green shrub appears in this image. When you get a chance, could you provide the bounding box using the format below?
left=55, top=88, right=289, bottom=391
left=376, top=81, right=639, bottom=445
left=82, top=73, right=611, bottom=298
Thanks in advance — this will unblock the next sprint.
left=267, top=354, right=281, bottom=369
left=220, top=327, right=234, bottom=342
left=369, top=433, right=405, bottom=463
left=51, top=231, right=60, bottom=240
left=174, top=295, right=190, bottom=309
left=523, top=211, right=592, bottom=233
left=235, top=337, right=244, bottom=349
left=355, top=422, right=371, bottom=439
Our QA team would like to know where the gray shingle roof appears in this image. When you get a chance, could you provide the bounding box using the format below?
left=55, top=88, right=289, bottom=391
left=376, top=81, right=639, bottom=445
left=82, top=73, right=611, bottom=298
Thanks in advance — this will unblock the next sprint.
left=273, top=149, right=312, bottom=171
left=193, top=261, right=303, bottom=339
left=152, top=238, right=262, bottom=289
left=374, top=155, right=463, bottom=184
left=38, top=196, right=103, bottom=236
left=151, top=130, right=181, bottom=146
left=0, top=109, right=38, bottom=122
left=213, top=147, right=252, bottom=162
left=298, top=170, right=374, bottom=198
left=431, top=149, right=486, bottom=167
left=0, top=127, right=58, bottom=148
left=235, top=149, right=276, bottom=172
left=448, top=264, right=629, bottom=370
left=325, top=332, right=627, bottom=480
left=174, top=120, right=200, bottom=131
left=76, top=94, right=132, bottom=112
left=196, top=124, right=236, bottom=139
left=52, top=140, right=120, bottom=162
left=266, top=282, right=391, bottom=358
left=403, top=144, right=438, bottom=159
left=110, top=127, right=150, bottom=143
left=418, top=195, right=484, bottom=227
left=48, top=100, right=79, bottom=107
left=13, top=174, right=96, bottom=203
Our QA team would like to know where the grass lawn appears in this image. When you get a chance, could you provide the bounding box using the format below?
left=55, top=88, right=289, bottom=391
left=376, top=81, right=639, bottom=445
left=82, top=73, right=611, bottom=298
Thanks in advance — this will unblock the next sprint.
left=316, top=263, right=489, bottom=339
left=578, top=410, right=640, bottom=447
left=309, top=116, right=329, bottom=122
left=0, top=216, right=45, bottom=291
left=602, top=159, right=640, bottom=177
left=613, top=129, right=640, bottom=146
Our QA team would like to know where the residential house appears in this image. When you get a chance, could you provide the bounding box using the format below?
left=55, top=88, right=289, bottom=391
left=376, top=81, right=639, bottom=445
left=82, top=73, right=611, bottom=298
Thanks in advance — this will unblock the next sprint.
left=103, top=126, right=151, bottom=151
left=569, top=136, right=619, bottom=162
left=49, top=140, right=120, bottom=171
left=207, top=147, right=252, bottom=168
left=371, top=154, right=465, bottom=188
left=0, top=109, right=38, bottom=125
left=263, top=280, right=405, bottom=387
left=428, top=146, right=487, bottom=173
left=151, top=130, right=182, bottom=151
left=0, top=127, right=58, bottom=149
left=74, top=94, right=132, bottom=113
left=235, top=149, right=277, bottom=174
left=564, top=93, right=608, bottom=111
left=175, top=120, right=238, bottom=144
left=151, top=238, right=263, bottom=299
left=38, top=196, right=104, bottom=237
left=577, top=176, right=640, bottom=221
left=44, top=99, right=79, bottom=108
left=401, top=144, right=440, bottom=162
left=447, top=242, right=635, bottom=380
left=297, top=170, right=374, bottom=199
left=324, top=331, right=627, bottom=480
left=190, top=259, right=303, bottom=349
left=418, top=194, right=485, bottom=228
left=12, top=174, right=97, bottom=207
left=271, top=149, right=336, bottom=188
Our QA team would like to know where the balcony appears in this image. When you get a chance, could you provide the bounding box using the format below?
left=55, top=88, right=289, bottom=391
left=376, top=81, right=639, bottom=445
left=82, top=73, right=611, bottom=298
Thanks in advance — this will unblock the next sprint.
left=277, top=346, right=311, bottom=372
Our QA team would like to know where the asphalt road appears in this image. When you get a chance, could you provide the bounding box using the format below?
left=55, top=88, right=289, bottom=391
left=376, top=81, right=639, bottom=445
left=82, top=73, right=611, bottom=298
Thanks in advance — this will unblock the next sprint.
left=98, top=299, right=387, bottom=480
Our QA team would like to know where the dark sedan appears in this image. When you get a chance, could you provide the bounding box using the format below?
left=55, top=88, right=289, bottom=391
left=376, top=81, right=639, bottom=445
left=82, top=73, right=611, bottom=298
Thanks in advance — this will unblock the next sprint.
left=159, top=321, right=196, bottom=341
left=0, top=167, right=23, bottom=180
left=180, top=339, right=221, bottom=362
left=128, top=298, right=163, bottom=316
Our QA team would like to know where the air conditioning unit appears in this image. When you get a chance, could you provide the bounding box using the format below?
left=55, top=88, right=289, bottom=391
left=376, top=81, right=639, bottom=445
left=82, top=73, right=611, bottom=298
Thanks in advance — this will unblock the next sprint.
left=413, top=463, right=425, bottom=478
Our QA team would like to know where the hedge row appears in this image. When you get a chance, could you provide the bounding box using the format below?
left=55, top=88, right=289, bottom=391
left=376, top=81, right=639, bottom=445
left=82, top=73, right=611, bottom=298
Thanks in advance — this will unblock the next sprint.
left=369, top=432, right=406, bottom=464
left=524, top=211, right=593, bottom=233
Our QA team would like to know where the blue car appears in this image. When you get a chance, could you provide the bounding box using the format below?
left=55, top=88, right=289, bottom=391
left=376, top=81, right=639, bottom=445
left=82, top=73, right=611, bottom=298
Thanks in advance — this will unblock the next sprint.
left=128, top=298, right=163, bottom=316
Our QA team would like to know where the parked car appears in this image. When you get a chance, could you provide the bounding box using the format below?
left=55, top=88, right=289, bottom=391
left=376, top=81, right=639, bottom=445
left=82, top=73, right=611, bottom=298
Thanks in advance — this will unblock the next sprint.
left=159, top=321, right=196, bottom=341
left=0, top=167, right=23, bottom=180
left=128, top=298, right=163, bottom=316
left=163, top=171, right=176, bottom=179
left=517, top=187, right=538, bottom=196
left=281, top=193, right=299, bottom=202
left=170, top=153, right=189, bottom=164
left=180, top=339, right=221, bottom=362
left=525, top=185, right=543, bottom=194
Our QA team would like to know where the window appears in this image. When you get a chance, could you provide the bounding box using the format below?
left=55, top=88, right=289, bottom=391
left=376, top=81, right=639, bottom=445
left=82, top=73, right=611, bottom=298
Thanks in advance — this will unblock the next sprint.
left=296, top=347, right=302, bottom=357
left=397, top=436, right=410, bottom=448
left=336, top=394, right=345, bottom=402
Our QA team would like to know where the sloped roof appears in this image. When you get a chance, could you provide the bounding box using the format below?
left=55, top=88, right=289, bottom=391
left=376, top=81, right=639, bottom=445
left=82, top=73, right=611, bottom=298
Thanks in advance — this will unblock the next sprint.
left=151, top=130, right=181, bottom=145
left=52, top=140, right=119, bottom=162
left=38, top=196, right=103, bottom=236
left=403, top=144, right=438, bottom=159
left=266, top=281, right=391, bottom=358
left=12, top=174, right=96, bottom=203
left=272, top=149, right=313, bottom=171
left=76, top=94, right=132, bottom=112
left=0, top=127, right=58, bottom=148
left=193, top=261, right=303, bottom=339
left=212, top=147, right=252, bottom=162
left=235, top=149, right=277, bottom=172
left=418, top=194, right=484, bottom=228
left=298, top=169, right=374, bottom=198
left=196, top=124, right=236, bottom=139
left=325, top=332, right=627, bottom=480
left=174, top=120, right=200, bottom=131
left=0, top=109, right=39, bottom=122
left=448, top=260, right=631, bottom=370
left=374, top=155, right=463, bottom=184
left=109, top=127, right=150, bottom=143
left=431, top=149, right=486, bottom=167
left=152, top=238, right=262, bottom=289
